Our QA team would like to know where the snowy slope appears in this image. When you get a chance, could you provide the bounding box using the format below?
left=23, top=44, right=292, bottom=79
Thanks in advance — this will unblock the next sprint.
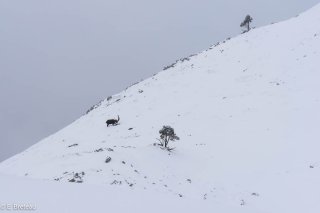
left=1, top=174, right=238, bottom=213
left=1, top=4, right=320, bottom=212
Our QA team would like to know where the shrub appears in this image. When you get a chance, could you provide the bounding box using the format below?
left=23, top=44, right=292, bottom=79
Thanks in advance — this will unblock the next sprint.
left=157, top=126, right=180, bottom=150
left=240, top=15, right=253, bottom=33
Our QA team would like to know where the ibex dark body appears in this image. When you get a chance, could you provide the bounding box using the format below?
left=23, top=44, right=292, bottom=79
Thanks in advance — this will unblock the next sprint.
left=106, top=115, right=120, bottom=127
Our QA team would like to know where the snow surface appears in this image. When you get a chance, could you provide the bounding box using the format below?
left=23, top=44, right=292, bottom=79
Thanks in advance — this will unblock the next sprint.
left=0, top=173, right=237, bottom=213
left=1, top=3, right=320, bottom=212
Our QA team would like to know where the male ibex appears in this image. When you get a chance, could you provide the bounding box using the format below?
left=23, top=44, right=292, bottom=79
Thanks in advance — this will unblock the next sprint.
left=106, top=115, right=120, bottom=127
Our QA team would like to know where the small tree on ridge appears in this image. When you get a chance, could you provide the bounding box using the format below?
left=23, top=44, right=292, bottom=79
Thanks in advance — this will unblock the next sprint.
left=240, top=15, right=253, bottom=32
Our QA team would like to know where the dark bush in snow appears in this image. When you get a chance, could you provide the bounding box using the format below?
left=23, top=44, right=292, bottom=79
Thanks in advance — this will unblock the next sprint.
left=68, top=172, right=85, bottom=183
left=105, top=157, right=112, bottom=163
left=85, top=99, right=104, bottom=114
left=68, top=143, right=78, bottom=148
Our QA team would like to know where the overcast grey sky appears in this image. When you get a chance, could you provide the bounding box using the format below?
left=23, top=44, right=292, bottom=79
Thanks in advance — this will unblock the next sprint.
left=0, top=0, right=319, bottom=162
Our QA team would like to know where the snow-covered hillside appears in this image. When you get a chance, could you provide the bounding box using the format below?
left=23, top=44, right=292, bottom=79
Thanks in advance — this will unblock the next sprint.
left=1, top=4, right=320, bottom=212
left=0, top=174, right=232, bottom=213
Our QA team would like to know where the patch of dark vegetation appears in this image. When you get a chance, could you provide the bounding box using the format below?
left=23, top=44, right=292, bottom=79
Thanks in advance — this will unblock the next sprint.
left=105, top=157, right=112, bottom=163
left=163, top=63, right=175, bottom=70
left=85, top=99, right=104, bottom=114
left=125, top=179, right=135, bottom=187
left=110, top=180, right=122, bottom=185
left=94, top=148, right=104, bottom=152
left=240, top=199, right=246, bottom=206
left=124, top=79, right=145, bottom=91
left=163, top=54, right=197, bottom=71
left=68, top=172, right=85, bottom=183
left=203, top=193, right=207, bottom=200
